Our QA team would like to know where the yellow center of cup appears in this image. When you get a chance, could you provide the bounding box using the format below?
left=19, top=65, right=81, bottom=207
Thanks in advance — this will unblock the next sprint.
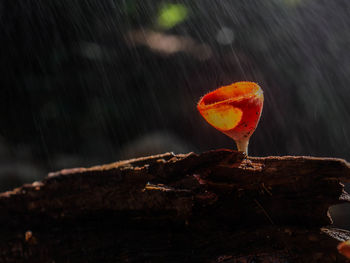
left=201, top=104, right=243, bottom=131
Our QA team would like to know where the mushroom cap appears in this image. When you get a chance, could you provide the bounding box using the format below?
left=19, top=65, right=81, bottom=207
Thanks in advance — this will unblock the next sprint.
left=197, top=81, right=263, bottom=141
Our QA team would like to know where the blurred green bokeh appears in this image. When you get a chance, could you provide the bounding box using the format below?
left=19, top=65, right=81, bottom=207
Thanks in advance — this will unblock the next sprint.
left=157, top=3, right=188, bottom=29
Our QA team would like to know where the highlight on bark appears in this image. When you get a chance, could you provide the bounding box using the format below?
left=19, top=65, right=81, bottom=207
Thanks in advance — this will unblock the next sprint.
left=197, top=81, right=263, bottom=155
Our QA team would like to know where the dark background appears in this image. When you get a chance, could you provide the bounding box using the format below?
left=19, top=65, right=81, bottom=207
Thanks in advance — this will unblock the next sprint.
left=1, top=0, right=350, bottom=226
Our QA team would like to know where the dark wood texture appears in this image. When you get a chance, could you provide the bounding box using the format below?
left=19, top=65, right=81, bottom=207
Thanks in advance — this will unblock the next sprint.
left=1, top=149, right=350, bottom=262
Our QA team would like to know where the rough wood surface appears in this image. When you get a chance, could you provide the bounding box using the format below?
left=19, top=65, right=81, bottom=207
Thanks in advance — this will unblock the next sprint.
left=1, top=149, right=350, bottom=262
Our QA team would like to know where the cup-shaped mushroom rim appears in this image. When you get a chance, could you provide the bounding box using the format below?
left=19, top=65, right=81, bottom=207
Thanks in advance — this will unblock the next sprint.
left=197, top=81, right=263, bottom=110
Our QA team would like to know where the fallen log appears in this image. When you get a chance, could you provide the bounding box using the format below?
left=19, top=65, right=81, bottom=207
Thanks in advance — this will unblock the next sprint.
left=0, top=149, right=350, bottom=262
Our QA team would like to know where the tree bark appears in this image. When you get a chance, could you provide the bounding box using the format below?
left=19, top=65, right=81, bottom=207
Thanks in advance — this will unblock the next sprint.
left=1, top=149, right=350, bottom=262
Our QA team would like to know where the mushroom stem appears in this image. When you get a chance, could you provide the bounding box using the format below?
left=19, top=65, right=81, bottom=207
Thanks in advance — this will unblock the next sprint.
left=235, top=139, right=249, bottom=155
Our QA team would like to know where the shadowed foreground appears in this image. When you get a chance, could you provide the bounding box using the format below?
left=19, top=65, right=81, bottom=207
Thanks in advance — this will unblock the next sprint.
left=1, top=149, right=350, bottom=262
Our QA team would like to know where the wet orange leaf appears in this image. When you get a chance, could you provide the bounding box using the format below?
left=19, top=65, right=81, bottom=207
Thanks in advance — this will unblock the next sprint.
left=338, top=240, right=350, bottom=259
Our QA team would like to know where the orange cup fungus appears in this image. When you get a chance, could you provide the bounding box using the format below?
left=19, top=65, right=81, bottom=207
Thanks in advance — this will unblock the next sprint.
left=197, top=81, right=263, bottom=154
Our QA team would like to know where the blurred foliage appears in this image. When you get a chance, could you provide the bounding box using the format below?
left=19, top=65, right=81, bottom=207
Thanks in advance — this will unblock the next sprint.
left=1, top=0, right=350, bottom=172
left=157, top=3, right=189, bottom=29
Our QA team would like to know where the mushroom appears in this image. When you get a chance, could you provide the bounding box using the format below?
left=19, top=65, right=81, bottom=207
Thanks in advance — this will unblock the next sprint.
left=197, top=81, right=263, bottom=155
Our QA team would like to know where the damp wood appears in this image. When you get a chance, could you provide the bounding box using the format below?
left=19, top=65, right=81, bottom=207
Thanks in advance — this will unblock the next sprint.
left=1, top=149, right=350, bottom=262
